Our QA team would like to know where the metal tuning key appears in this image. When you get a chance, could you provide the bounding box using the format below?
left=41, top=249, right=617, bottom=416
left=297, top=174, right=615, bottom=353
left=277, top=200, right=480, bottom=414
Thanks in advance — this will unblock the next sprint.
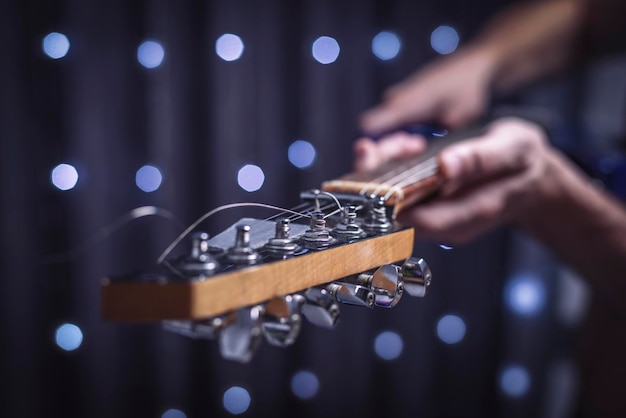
left=362, top=195, right=393, bottom=234
left=331, top=204, right=366, bottom=242
left=264, top=218, right=300, bottom=259
left=175, top=231, right=220, bottom=278
left=400, top=257, right=432, bottom=297
left=301, top=287, right=341, bottom=329
left=341, top=264, right=404, bottom=308
left=162, top=317, right=224, bottom=340
left=226, top=224, right=261, bottom=266
left=301, top=211, right=335, bottom=250
left=218, top=305, right=265, bottom=363
left=262, top=294, right=304, bottom=347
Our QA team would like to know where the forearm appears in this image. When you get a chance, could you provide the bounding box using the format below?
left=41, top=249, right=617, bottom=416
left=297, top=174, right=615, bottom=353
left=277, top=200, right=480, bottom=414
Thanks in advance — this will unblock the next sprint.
left=470, top=0, right=585, bottom=92
left=519, top=150, right=626, bottom=311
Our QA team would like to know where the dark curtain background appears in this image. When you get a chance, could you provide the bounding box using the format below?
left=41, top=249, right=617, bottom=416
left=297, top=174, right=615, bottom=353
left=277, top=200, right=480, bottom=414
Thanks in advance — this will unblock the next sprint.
left=2, top=0, right=623, bottom=417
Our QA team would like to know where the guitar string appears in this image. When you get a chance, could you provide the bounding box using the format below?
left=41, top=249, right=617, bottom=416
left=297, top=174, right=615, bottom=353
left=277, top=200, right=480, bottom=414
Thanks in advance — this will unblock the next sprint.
left=156, top=202, right=315, bottom=264
left=357, top=155, right=436, bottom=195
left=42, top=206, right=184, bottom=264
left=358, top=156, right=439, bottom=200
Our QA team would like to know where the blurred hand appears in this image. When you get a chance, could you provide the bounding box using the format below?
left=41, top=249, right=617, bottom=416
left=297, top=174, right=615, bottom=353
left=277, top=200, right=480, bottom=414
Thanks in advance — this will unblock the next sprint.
left=353, top=131, right=427, bottom=172
left=355, top=117, right=558, bottom=244
left=359, top=46, right=498, bottom=134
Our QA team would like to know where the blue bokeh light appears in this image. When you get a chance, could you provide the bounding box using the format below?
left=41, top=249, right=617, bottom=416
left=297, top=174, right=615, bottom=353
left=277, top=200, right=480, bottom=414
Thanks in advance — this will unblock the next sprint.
left=237, top=164, right=265, bottom=192
left=374, top=331, right=404, bottom=361
left=137, top=40, right=165, bottom=69
left=505, top=274, right=547, bottom=316
left=372, top=31, right=402, bottom=61
left=223, top=386, right=251, bottom=415
left=216, top=34, right=245, bottom=61
left=288, top=140, right=317, bottom=169
left=55, top=323, right=83, bottom=351
left=161, top=409, right=186, bottom=418
left=500, top=365, right=531, bottom=397
left=439, top=244, right=453, bottom=250
left=436, top=314, right=466, bottom=344
left=135, top=165, right=163, bottom=193
left=43, top=32, right=70, bottom=59
left=430, top=25, right=460, bottom=55
left=51, top=163, right=79, bottom=191
left=291, top=370, right=320, bottom=400
left=312, top=36, right=340, bottom=64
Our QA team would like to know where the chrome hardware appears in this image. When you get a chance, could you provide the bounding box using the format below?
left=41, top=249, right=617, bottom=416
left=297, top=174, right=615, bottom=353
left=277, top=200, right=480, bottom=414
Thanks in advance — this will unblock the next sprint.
left=162, top=317, right=224, bottom=340
left=176, top=231, right=220, bottom=277
left=326, top=282, right=375, bottom=308
left=344, top=264, right=403, bottom=308
left=301, top=211, right=335, bottom=250
left=218, top=305, right=265, bottom=363
left=226, top=224, right=261, bottom=266
left=363, top=195, right=393, bottom=234
left=301, top=287, right=341, bottom=328
left=264, top=218, right=300, bottom=259
left=262, top=294, right=304, bottom=347
left=401, top=257, right=432, bottom=297
left=331, top=205, right=366, bottom=241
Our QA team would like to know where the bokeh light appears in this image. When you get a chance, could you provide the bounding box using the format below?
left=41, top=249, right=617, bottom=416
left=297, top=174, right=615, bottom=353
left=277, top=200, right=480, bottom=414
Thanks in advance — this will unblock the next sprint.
left=374, top=330, right=403, bottom=361
left=439, top=244, right=453, bottom=250
left=237, top=164, right=265, bottom=192
left=312, top=36, right=340, bottom=64
left=505, top=274, right=546, bottom=316
left=135, top=165, right=163, bottom=193
left=288, top=140, right=316, bottom=169
left=55, top=323, right=83, bottom=351
left=223, top=386, right=251, bottom=415
left=430, top=25, right=460, bottom=55
left=51, top=163, right=79, bottom=191
left=161, top=409, right=186, bottom=418
left=372, top=31, right=401, bottom=61
left=436, top=314, right=466, bottom=344
left=500, top=365, right=531, bottom=397
left=291, top=370, right=320, bottom=400
left=216, top=34, right=245, bottom=61
left=42, top=32, right=70, bottom=59
left=137, top=40, right=165, bottom=69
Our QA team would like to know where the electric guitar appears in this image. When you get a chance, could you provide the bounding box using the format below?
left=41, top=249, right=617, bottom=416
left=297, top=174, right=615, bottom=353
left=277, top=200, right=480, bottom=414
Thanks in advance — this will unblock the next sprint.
left=101, top=126, right=467, bottom=362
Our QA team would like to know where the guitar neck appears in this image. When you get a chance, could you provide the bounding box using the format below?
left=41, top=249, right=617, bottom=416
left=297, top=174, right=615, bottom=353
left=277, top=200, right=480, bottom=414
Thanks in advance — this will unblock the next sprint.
left=322, top=125, right=482, bottom=211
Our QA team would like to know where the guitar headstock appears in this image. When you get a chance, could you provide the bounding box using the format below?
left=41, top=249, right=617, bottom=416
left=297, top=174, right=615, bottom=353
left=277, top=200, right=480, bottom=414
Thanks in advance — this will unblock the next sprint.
left=101, top=192, right=432, bottom=362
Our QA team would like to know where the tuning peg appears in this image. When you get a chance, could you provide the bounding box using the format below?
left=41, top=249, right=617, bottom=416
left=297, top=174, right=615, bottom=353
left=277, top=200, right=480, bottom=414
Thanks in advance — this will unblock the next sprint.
left=226, top=224, right=261, bottom=266
left=362, top=195, right=393, bottom=234
left=301, top=211, right=335, bottom=250
left=331, top=205, right=366, bottom=242
left=162, top=317, right=224, bottom=340
left=176, top=231, right=220, bottom=277
left=326, top=282, right=375, bottom=308
left=218, top=305, right=265, bottom=363
left=400, top=257, right=432, bottom=297
left=262, top=294, right=304, bottom=347
left=301, top=287, right=341, bottom=328
left=264, top=218, right=301, bottom=259
left=343, top=264, right=403, bottom=308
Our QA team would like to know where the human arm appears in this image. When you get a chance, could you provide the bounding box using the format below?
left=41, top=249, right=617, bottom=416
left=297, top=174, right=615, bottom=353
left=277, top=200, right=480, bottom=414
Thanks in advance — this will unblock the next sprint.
left=359, top=0, right=586, bottom=133
left=356, top=118, right=626, bottom=310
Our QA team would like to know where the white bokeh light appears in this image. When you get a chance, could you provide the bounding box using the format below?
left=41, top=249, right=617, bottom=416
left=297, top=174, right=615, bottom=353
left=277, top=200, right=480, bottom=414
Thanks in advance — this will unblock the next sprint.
left=291, top=370, right=320, bottom=400
left=436, top=314, right=466, bottom=345
left=288, top=140, right=317, bottom=169
left=505, top=274, right=546, bottom=316
left=135, top=165, right=163, bottom=193
left=55, top=323, right=83, bottom=351
left=137, top=40, right=165, bottom=69
left=43, top=32, right=70, bottom=59
left=500, top=365, right=531, bottom=398
left=439, top=244, right=453, bottom=250
left=430, top=25, right=460, bottom=55
left=237, top=164, right=265, bottom=192
left=372, top=31, right=402, bottom=61
left=374, top=331, right=404, bottom=361
left=312, top=36, right=340, bottom=64
left=223, top=386, right=251, bottom=415
left=216, top=34, right=245, bottom=61
left=51, top=163, right=79, bottom=191
left=161, top=409, right=186, bottom=418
